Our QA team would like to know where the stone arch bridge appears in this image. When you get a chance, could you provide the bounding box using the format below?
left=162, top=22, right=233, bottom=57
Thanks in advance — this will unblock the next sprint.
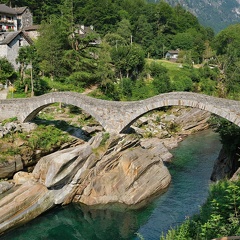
left=1, top=91, right=240, bottom=133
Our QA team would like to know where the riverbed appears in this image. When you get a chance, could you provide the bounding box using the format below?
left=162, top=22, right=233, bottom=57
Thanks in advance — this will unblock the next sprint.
left=2, top=130, right=222, bottom=240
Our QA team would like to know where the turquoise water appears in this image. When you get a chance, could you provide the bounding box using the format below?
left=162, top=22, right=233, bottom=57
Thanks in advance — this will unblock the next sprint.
left=2, top=130, right=221, bottom=240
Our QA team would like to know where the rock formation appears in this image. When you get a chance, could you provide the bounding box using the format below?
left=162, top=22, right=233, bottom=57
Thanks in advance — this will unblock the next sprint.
left=0, top=133, right=172, bottom=235
left=211, top=146, right=240, bottom=181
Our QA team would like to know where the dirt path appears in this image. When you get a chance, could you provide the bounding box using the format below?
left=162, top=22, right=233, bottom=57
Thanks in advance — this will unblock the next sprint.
left=82, top=85, right=98, bottom=95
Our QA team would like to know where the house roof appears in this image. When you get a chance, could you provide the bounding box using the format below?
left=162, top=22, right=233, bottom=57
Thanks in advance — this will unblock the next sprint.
left=0, top=31, right=19, bottom=45
left=23, top=25, right=40, bottom=31
left=14, top=6, right=28, bottom=15
left=76, top=25, right=94, bottom=38
left=167, top=50, right=179, bottom=54
left=0, top=4, right=17, bottom=15
left=0, top=31, right=32, bottom=45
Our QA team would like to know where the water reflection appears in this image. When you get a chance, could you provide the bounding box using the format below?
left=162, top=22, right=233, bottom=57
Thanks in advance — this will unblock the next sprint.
left=2, top=202, right=156, bottom=240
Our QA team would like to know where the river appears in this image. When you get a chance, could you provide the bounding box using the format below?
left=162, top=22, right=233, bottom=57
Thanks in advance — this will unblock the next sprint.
left=2, top=130, right=222, bottom=240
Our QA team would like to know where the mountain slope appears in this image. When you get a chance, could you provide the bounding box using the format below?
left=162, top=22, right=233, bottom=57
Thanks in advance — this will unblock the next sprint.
left=148, top=0, right=240, bottom=33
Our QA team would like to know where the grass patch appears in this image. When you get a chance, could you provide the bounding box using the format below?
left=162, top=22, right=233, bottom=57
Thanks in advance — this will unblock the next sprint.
left=100, top=132, right=110, bottom=146
left=147, top=59, right=192, bottom=82
left=19, top=124, right=71, bottom=151
left=1, top=117, right=18, bottom=125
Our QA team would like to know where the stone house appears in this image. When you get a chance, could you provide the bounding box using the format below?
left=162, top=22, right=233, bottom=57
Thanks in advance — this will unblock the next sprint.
left=0, top=4, right=34, bottom=70
left=0, top=31, right=32, bottom=70
left=14, top=6, right=33, bottom=30
left=165, top=50, right=179, bottom=61
left=0, top=4, right=33, bottom=32
left=23, top=25, right=39, bottom=40
left=0, top=4, right=18, bottom=31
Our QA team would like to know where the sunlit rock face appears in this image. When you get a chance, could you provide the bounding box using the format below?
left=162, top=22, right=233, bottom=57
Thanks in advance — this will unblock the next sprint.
left=73, top=134, right=171, bottom=207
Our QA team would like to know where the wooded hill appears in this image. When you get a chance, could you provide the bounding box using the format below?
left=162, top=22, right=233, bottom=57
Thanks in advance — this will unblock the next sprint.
left=147, top=0, right=240, bottom=33
left=0, top=0, right=240, bottom=103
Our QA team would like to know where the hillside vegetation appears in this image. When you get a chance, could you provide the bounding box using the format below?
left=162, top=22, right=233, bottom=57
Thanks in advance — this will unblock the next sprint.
left=1, top=0, right=240, bottom=101
left=148, top=0, right=240, bottom=33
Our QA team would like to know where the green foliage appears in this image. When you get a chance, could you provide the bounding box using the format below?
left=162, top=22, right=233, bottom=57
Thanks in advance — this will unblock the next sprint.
left=99, top=132, right=110, bottom=147
left=171, top=32, right=194, bottom=50
left=131, top=79, right=153, bottom=100
left=20, top=125, right=70, bottom=151
left=117, top=78, right=133, bottom=100
left=7, top=0, right=240, bottom=99
left=212, top=24, right=240, bottom=97
left=171, top=76, right=193, bottom=91
left=148, top=61, right=171, bottom=94
left=111, top=43, right=145, bottom=80
left=1, top=117, right=18, bottom=125
left=35, top=16, right=68, bottom=79
left=0, top=57, right=17, bottom=84
left=210, top=117, right=240, bottom=155
left=161, top=179, right=240, bottom=240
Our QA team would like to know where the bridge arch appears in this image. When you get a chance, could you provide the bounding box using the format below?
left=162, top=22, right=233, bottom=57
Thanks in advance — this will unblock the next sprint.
left=20, top=92, right=110, bottom=130
left=118, top=92, right=240, bottom=133
left=0, top=92, right=240, bottom=134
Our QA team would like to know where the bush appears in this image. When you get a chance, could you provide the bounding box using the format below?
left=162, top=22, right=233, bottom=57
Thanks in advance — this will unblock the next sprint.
left=171, top=76, right=193, bottom=91
left=20, top=125, right=70, bottom=151
left=160, top=179, right=240, bottom=240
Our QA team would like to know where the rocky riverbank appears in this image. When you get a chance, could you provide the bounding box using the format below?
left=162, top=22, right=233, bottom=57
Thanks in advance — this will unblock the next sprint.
left=0, top=106, right=213, bottom=234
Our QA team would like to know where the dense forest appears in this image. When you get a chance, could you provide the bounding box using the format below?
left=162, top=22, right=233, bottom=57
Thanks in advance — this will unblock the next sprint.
left=147, top=0, right=240, bottom=33
left=1, top=0, right=240, bottom=102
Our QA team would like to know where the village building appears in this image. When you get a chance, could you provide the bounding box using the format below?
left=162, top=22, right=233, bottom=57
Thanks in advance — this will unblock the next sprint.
left=0, top=4, right=34, bottom=70
left=23, top=25, right=39, bottom=40
left=14, top=6, right=33, bottom=30
left=0, top=4, right=17, bottom=31
left=165, top=50, right=179, bottom=61
left=0, top=31, right=32, bottom=70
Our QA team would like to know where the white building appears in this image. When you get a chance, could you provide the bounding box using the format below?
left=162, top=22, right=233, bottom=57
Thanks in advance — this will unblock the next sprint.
left=0, top=4, right=18, bottom=31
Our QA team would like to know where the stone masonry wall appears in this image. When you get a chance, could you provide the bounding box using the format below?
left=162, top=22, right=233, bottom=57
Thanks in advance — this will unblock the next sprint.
left=0, top=91, right=240, bottom=133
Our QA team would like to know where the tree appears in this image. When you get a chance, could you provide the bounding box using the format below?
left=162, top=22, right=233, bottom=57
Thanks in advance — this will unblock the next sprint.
left=171, top=32, right=194, bottom=50
left=35, top=17, right=67, bottom=79
left=103, top=33, right=127, bottom=47
left=116, top=18, right=132, bottom=41
left=111, top=43, right=145, bottom=79
left=213, top=24, right=240, bottom=97
left=0, top=57, right=16, bottom=85
left=202, top=40, right=215, bottom=61
left=76, top=0, right=120, bottom=35
left=134, top=15, right=154, bottom=55
left=63, top=30, right=104, bottom=87
left=16, top=45, right=37, bottom=94
left=148, top=61, right=171, bottom=94
left=173, top=4, right=200, bottom=32
left=153, top=0, right=174, bottom=33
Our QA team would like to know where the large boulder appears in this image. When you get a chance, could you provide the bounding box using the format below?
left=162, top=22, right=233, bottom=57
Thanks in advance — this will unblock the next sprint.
left=33, top=144, right=92, bottom=189
left=0, top=181, right=14, bottom=195
left=0, top=181, right=55, bottom=235
left=211, top=146, right=240, bottom=181
left=73, top=135, right=171, bottom=207
left=0, top=155, right=23, bottom=179
left=174, top=108, right=211, bottom=133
